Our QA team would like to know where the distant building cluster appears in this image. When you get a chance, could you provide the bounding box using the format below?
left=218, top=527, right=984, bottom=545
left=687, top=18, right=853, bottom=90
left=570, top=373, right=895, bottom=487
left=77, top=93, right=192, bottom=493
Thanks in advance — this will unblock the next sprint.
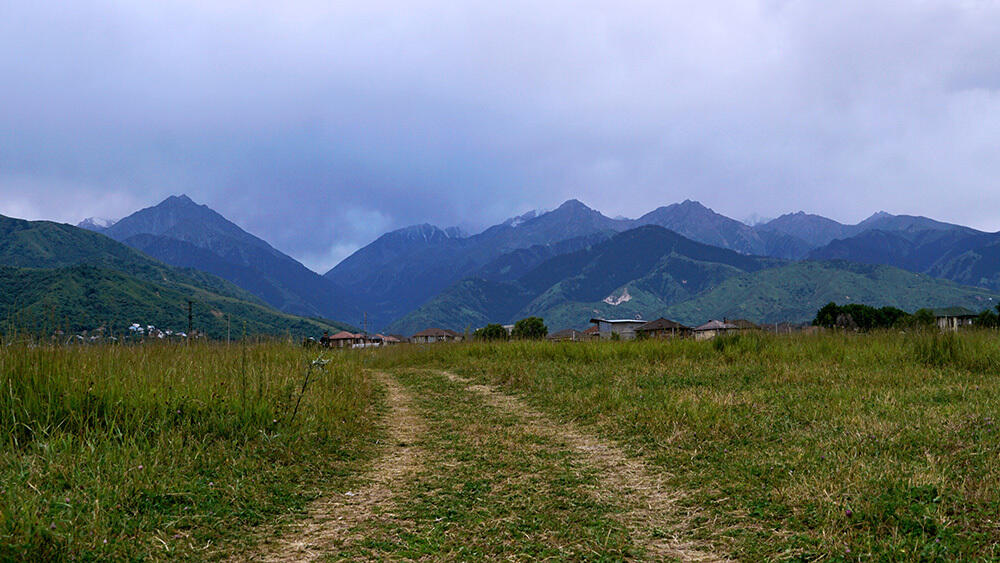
left=582, top=317, right=769, bottom=341
left=309, top=331, right=404, bottom=348
left=310, top=305, right=984, bottom=350
left=46, top=322, right=194, bottom=345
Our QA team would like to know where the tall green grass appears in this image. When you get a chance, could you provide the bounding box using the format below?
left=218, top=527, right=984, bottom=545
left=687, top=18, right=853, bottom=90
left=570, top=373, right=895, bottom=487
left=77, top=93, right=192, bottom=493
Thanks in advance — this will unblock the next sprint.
left=0, top=342, right=380, bottom=561
left=371, top=331, right=1000, bottom=560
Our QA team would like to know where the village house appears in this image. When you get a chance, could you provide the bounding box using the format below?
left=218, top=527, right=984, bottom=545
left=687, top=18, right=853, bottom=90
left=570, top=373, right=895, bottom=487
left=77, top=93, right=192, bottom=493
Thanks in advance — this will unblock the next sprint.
left=933, top=307, right=978, bottom=331
left=410, top=328, right=463, bottom=344
left=589, top=318, right=648, bottom=340
left=634, top=317, right=692, bottom=339
left=693, top=320, right=739, bottom=341
left=326, top=331, right=365, bottom=348
left=376, top=334, right=402, bottom=345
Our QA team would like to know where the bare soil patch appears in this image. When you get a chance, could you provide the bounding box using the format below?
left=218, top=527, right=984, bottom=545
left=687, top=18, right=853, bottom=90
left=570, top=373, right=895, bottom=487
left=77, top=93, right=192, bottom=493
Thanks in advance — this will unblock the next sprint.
left=442, top=370, right=730, bottom=562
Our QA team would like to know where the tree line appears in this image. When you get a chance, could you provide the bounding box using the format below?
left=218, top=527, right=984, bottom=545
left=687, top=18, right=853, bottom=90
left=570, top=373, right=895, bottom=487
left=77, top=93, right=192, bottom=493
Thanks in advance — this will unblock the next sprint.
left=473, top=317, right=548, bottom=340
left=812, top=302, right=1000, bottom=330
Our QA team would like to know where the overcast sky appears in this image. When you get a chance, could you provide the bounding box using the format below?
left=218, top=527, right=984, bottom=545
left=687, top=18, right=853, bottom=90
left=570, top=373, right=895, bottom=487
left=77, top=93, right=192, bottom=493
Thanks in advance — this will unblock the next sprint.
left=3, top=1, right=1000, bottom=272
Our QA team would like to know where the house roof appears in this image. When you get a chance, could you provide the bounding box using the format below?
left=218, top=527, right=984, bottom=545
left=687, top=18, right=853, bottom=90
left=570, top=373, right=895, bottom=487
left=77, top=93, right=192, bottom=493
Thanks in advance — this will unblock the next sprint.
left=635, top=317, right=691, bottom=332
left=932, top=307, right=979, bottom=318
left=694, top=320, right=738, bottom=331
left=583, top=325, right=600, bottom=335
left=329, top=331, right=361, bottom=340
left=589, top=318, right=647, bottom=325
left=411, top=328, right=454, bottom=338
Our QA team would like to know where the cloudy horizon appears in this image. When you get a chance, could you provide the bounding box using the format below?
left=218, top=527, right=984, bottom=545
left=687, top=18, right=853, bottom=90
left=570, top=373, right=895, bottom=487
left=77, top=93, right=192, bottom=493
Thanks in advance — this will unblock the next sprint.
left=3, top=1, right=1000, bottom=272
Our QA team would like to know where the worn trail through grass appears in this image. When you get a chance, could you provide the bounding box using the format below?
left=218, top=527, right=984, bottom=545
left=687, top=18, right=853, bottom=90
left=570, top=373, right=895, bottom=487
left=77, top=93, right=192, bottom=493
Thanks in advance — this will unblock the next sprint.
left=246, top=372, right=429, bottom=562
left=440, top=370, right=728, bottom=563
left=241, top=368, right=728, bottom=561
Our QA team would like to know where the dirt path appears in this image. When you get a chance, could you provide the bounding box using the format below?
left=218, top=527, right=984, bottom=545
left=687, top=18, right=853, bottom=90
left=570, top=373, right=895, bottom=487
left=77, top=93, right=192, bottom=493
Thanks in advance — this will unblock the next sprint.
left=241, top=371, right=427, bottom=562
left=440, top=370, right=729, bottom=563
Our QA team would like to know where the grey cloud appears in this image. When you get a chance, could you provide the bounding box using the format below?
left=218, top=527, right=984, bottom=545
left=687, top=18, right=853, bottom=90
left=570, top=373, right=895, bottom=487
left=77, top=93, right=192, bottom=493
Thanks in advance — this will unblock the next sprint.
left=2, top=1, right=1000, bottom=272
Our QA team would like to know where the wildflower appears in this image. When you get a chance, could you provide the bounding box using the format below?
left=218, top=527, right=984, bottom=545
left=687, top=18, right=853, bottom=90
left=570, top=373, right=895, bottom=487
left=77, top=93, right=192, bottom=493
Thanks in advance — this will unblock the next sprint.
left=846, top=547, right=851, bottom=553
left=845, top=508, right=853, bottom=517
left=103, top=539, right=107, bottom=544
left=50, top=523, right=56, bottom=529
left=138, top=465, right=143, bottom=470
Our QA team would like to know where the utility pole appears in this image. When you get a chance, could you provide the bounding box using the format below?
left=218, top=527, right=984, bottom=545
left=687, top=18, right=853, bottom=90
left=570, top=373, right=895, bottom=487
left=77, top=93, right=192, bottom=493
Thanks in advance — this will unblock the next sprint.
left=363, top=312, right=368, bottom=337
left=187, top=300, right=193, bottom=344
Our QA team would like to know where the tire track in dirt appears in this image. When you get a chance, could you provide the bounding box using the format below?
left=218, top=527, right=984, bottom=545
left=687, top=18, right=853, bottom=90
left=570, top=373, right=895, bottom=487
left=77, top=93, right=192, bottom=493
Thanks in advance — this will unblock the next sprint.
left=440, top=370, right=730, bottom=563
left=239, top=371, right=427, bottom=562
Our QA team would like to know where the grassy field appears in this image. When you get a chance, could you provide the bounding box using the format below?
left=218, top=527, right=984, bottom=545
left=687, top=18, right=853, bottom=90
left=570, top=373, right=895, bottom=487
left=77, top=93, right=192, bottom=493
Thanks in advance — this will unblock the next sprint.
left=3, top=331, right=999, bottom=561
left=369, top=331, right=1000, bottom=561
left=0, top=341, right=382, bottom=561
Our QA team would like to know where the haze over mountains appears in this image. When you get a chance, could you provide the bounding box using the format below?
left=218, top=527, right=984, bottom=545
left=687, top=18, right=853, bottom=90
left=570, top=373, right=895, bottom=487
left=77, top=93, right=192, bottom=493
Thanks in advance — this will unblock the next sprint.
left=54, top=193, right=1000, bottom=336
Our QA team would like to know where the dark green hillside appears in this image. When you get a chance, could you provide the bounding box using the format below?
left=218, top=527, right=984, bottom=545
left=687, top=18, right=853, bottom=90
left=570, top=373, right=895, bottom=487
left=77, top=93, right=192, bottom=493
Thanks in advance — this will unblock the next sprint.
left=0, top=265, right=350, bottom=339
left=663, top=261, right=1000, bottom=325
left=0, top=214, right=258, bottom=303
left=105, top=195, right=362, bottom=323
left=809, top=228, right=1000, bottom=291
left=385, top=279, right=535, bottom=336
left=389, top=226, right=779, bottom=333
left=518, top=225, right=775, bottom=297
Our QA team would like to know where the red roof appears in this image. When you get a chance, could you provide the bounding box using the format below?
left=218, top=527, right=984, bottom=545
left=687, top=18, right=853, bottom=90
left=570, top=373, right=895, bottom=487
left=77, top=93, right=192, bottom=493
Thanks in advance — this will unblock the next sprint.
left=329, top=331, right=361, bottom=340
left=411, top=328, right=453, bottom=338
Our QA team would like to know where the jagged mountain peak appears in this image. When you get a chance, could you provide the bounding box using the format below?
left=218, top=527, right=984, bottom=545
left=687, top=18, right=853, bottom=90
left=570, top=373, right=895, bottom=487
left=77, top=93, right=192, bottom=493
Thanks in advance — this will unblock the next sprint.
left=77, top=217, right=117, bottom=232
left=556, top=198, right=591, bottom=210
left=160, top=194, right=201, bottom=208
left=859, top=210, right=894, bottom=224
left=104, top=194, right=254, bottom=247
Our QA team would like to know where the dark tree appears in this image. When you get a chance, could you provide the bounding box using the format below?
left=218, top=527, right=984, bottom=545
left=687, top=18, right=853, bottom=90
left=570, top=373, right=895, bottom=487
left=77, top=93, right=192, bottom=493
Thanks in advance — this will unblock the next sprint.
left=511, top=317, right=548, bottom=339
left=474, top=323, right=509, bottom=341
left=813, top=302, right=841, bottom=328
left=814, top=302, right=913, bottom=330
left=976, top=308, right=999, bottom=328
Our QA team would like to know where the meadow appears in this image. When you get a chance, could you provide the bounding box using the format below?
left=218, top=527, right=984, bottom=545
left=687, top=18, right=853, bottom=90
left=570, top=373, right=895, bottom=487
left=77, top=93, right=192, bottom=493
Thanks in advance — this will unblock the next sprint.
left=367, top=331, right=1000, bottom=561
left=2, top=330, right=999, bottom=561
left=0, top=341, right=382, bottom=561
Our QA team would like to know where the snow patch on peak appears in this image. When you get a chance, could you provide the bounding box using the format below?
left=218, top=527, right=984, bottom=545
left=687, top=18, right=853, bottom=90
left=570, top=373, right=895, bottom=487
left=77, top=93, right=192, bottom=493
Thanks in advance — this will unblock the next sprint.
left=77, top=217, right=117, bottom=231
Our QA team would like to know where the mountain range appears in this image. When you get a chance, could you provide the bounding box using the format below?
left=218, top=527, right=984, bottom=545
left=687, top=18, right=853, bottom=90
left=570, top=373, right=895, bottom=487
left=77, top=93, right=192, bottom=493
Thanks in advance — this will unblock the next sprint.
left=0, top=214, right=353, bottom=338
left=31, top=193, right=1000, bottom=335
left=98, top=195, right=363, bottom=325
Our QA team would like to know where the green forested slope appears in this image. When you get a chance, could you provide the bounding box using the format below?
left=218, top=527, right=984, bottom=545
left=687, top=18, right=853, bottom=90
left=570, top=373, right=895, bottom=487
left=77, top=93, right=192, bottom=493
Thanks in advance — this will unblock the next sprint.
left=663, top=261, right=1000, bottom=325
left=0, top=265, right=349, bottom=338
